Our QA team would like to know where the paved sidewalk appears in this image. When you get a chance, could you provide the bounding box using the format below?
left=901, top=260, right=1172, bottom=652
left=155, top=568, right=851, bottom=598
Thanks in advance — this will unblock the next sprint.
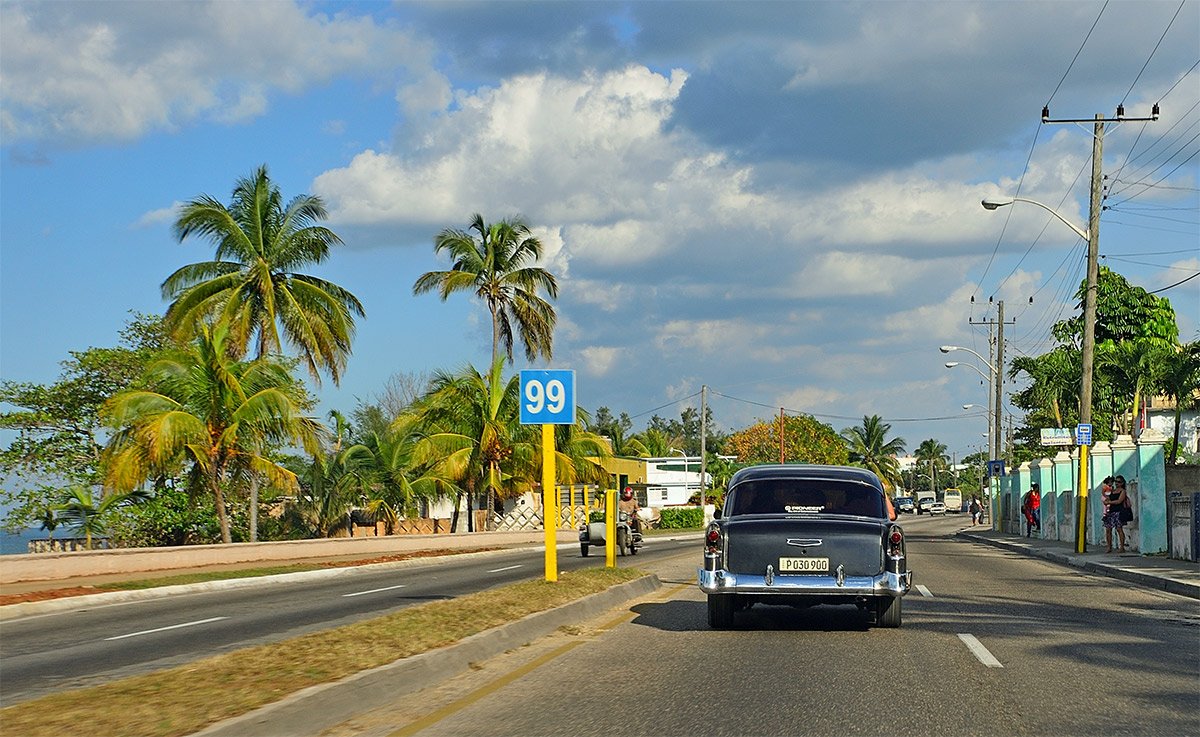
left=957, top=527, right=1200, bottom=600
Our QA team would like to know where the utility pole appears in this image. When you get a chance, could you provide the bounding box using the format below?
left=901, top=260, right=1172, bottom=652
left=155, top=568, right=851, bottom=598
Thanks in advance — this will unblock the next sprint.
left=970, top=302, right=1014, bottom=465
left=1042, top=103, right=1157, bottom=553
left=699, top=385, right=707, bottom=506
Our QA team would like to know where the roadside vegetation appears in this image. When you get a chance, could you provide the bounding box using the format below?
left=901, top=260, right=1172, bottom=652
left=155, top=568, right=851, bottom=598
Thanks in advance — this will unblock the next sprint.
left=1, top=167, right=1196, bottom=547
left=0, top=567, right=646, bottom=737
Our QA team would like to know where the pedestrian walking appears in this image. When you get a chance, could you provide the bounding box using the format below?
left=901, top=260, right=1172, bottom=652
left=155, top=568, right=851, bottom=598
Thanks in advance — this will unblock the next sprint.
left=969, top=496, right=982, bottom=526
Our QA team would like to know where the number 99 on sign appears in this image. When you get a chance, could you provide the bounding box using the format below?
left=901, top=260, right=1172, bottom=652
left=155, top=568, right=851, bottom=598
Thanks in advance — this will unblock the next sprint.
left=525, top=379, right=566, bottom=415
left=518, top=370, right=575, bottom=425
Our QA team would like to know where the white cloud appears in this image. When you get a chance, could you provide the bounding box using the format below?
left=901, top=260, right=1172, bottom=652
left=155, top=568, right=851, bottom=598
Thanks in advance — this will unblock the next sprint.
left=0, top=1, right=424, bottom=143
left=132, top=201, right=183, bottom=229
left=578, top=346, right=622, bottom=377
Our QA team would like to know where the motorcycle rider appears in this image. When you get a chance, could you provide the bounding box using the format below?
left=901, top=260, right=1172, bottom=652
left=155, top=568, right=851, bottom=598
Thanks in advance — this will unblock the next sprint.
left=618, top=487, right=642, bottom=534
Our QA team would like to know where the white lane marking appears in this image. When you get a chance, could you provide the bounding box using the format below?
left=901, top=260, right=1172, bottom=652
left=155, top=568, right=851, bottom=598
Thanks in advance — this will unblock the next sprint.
left=916, top=584, right=933, bottom=597
left=343, top=584, right=407, bottom=598
left=105, top=617, right=228, bottom=641
left=487, top=564, right=523, bottom=573
left=958, top=634, right=1004, bottom=668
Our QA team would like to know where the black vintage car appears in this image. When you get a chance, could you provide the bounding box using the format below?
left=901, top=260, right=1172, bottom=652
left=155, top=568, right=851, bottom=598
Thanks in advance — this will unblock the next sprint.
left=698, top=464, right=912, bottom=628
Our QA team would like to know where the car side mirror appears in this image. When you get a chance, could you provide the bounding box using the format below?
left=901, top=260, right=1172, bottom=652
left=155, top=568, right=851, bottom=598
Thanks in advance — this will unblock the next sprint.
left=713, top=507, right=722, bottom=519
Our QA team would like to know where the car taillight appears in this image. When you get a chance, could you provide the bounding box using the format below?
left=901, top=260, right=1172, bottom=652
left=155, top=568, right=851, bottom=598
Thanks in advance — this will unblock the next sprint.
left=888, top=527, right=904, bottom=557
left=705, top=526, right=721, bottom=551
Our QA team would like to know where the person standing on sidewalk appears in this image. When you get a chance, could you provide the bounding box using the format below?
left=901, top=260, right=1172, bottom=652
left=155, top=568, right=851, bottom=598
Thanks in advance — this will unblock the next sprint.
left=1100, top=476, right=1129, bottom=554
left=969, top=497, right=982, bottom=526
left=1028, top=483, right=1042, bottom=534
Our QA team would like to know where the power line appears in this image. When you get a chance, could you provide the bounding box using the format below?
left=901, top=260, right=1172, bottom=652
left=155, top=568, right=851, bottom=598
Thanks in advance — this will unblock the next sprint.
left=1120, top=0, right=1187, bottom=105
left=1148, top=271, right=1200, bottom=293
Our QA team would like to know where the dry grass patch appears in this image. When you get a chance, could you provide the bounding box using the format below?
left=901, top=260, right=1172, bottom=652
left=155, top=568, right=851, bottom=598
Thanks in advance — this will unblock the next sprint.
left=0, top=567, right=644, bottom=737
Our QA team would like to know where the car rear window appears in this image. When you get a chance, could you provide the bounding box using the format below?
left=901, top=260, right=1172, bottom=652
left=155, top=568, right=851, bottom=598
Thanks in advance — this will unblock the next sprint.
left=726, top=479, right=885, bottom=518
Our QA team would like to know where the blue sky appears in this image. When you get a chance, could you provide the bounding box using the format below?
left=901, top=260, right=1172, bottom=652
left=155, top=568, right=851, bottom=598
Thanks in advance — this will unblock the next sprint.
left=2, top=0, right=1197, bottom=462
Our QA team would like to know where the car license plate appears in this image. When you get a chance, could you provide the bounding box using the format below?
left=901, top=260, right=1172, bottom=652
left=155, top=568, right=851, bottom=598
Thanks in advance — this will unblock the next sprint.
left=779, top=557, right=829, bottom=573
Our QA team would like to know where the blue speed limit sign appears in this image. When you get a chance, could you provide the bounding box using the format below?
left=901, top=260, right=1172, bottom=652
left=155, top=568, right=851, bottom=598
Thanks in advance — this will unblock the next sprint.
left=519, top=370, right=576, bottom=425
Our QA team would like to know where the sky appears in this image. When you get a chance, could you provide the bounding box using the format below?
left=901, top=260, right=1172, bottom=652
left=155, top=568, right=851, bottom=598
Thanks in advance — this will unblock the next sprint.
left=1, top=0, right=1197, bottom=464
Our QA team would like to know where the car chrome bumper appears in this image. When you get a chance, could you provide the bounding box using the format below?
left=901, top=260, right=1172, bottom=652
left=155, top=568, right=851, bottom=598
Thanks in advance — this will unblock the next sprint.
left=698, top=567, right=912, bottom=597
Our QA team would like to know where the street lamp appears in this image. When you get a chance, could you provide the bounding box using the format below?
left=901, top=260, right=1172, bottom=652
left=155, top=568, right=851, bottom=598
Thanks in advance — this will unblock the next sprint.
left=983, top=193, right=1097, bottom=554
left=945, top=361, right=994, bottom=382
left=941, top=345, right=1000, bottom=464
left=981, top=197, right=1089, bottom=241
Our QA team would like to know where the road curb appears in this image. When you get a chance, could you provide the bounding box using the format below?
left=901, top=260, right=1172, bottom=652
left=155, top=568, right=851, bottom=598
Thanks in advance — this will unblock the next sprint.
left=957, top=532, right=1200, bottom=600
left=188, top=574, right=663, bottom=737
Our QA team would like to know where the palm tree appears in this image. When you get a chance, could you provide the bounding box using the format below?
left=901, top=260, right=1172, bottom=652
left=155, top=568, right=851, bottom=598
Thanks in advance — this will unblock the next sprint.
left=914, top=438, right=949, bottom=492
left=412, top=214, right=558, bottom=366
left=1157, top=342, right=1200, bottom=464
left=840, top=415, right=906, bottom=492
left=343, top=419, right=460, bottom=534
left=102, top=322, right=322, bottom=543
left=410, top=358, right=538, bottom=531
left=1011, top=347, right=1080, bottom=427
left=54, top=485, right=149, bottom=550
left=162, top=165, right=365, bottom=385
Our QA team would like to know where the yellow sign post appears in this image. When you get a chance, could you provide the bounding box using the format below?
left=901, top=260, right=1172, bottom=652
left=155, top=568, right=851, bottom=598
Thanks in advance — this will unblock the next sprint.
left=605, top=488, right=617, bottom=568
left=542, top=423, right=557, bottom=582
left=1076, top=443, right=1090, bottom=553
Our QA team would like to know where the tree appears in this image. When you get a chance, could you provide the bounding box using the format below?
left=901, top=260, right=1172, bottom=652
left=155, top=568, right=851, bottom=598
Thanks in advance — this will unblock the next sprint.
left=409, top=358, right=534, bottom=531
left=162, top=164, right=365, bottom=385
left=1052, top=266, right=1178, bottom=349
left=587, top=406, right=649, bottom=457
left=1010, top=347, right=1079, bottom=428
left=914, top=439, right=949, bottom=492
left=341, top=418, right=459, bottom=534
left=725, top=414, right=849, bottom=466
left=0, top=313, right=169, bottom=531
left=102, top=322, right=322, bottom=543
left=840, top=415, right=906, bottom=492
left=1157, top=342, right=1200, bottom=464
left=53, top=485, right=149, bottom=550
left=412, top=214, right=558, bottom=367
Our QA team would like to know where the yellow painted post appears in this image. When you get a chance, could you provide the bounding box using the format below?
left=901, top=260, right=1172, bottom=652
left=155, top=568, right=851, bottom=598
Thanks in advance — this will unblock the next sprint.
left=543, top=424, right=557, bottom=582
left=1076, top=443, right=1089, bottom=553
left=570, top=485, right=576, bottom=529
left=605, top=488, right=617, bottom=568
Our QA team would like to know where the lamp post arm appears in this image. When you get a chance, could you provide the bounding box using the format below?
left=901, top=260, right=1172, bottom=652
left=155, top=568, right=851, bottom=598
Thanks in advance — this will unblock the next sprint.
left=1008, top=197, right=1090, bottom=241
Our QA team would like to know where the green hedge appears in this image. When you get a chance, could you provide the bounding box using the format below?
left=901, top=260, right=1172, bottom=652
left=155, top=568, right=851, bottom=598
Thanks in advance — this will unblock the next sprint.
left=658, top=506, right=705, bottom=529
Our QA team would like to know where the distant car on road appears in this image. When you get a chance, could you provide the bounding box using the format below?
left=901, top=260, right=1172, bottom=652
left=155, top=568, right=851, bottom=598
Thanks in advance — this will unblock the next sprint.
left=894, top=497, right=915, bottom=513
left=917, top=497, right=936, bottom=515
left=928, top=501, right=947, bottom=516
left=699, top=464, right=912, bottom=629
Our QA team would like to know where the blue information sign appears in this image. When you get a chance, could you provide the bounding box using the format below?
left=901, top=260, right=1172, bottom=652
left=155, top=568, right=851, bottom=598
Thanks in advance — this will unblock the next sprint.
left=1075, top=423, right=1093, bottom=446
left=519, top=370, right=576, bottom=425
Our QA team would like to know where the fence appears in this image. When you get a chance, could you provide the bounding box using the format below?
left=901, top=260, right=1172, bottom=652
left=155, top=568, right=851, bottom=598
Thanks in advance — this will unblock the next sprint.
left=993, top=428, right=1170, bottom=555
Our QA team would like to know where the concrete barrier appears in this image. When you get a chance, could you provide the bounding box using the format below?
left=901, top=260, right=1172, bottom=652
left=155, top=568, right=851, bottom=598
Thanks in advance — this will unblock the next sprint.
left=0, top=530, right=579, bottom=584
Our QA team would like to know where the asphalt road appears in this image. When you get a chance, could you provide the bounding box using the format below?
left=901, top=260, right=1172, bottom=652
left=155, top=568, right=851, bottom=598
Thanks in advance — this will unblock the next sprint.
left=0, top=535, right=700, bottom=704
left=324, top=513, right=1200, bottom=737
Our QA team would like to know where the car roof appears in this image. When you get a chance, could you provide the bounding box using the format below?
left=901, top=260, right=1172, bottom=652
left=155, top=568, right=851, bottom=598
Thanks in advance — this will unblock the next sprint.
left=728, top=464, right=884, bottom=490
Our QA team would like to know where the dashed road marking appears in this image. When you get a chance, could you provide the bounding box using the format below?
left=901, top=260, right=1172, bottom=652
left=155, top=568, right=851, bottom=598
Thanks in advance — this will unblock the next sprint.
left=343, top=584, right=408, bottom=597
left=105, top=616, right=228, bottom=641
left=487, top=565, right=524, bottom=573
left=958, top=633, right=1004, bottom=668
left=916, top=584, right=933, bottom=597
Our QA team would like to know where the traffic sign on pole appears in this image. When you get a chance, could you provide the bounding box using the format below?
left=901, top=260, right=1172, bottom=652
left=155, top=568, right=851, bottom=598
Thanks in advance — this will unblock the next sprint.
left=519, top=370, right=576, bottom=425
left=1075, top=423, right=1093, bottom=446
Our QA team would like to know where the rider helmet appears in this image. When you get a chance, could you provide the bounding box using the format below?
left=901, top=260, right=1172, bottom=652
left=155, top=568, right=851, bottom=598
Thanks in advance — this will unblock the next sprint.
left=621, top=487, right=633, bottom=500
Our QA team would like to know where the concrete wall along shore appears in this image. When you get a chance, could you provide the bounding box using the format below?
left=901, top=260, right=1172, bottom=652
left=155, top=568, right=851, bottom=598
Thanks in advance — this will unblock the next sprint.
left=1, top=529, right=579, bottom=585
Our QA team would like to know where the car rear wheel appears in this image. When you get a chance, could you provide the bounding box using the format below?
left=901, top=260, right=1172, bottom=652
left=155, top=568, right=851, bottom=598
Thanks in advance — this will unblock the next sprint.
left=875, top=595, right=902, bottom=628
left=580, top=543, right=589, bottom=557
left=707, top=594, right=735, bottom=629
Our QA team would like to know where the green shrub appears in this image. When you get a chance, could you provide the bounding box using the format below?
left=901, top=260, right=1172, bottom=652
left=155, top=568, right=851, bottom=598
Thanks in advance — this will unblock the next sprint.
left=658, top=506, right=704, bottom=529
left=589, top=510, right=605, bottom=523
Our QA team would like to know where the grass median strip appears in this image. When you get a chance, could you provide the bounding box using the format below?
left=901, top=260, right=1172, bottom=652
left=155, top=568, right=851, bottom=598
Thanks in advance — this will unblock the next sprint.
left=0, top=567, right=645, bottom=737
